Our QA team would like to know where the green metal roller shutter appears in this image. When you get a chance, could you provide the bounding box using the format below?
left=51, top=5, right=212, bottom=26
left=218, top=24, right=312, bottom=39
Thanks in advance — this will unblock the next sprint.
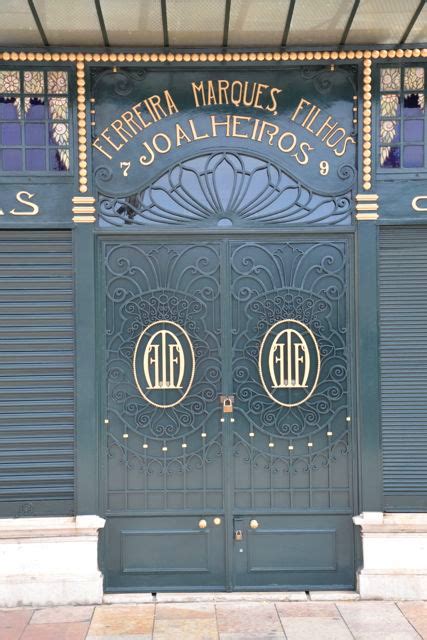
left=0, top=230, right=75, bottom=517
left=379, top=226, right=427, bottom=511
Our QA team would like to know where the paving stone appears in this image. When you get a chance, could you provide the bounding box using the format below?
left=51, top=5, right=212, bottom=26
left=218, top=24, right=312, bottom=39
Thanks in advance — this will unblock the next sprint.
left=86, top=636, right=151, bottom=640
left=276, top=601, right=340, bottom=618
left=87, top=605, right=155, bottom=636
left=397, top=601, right=427, bottom=639
left=216, top=602, right=283, bottom=635
left=153, top=617, right=218, bottom=639
left=155, top=602, right=216, bottom=619
left=338, top=601, right=420, bottom=639
left=280, top=617, right=353, bottom=640
left=31, top=605, right=94, bottom=624
left=20, top=621, right=90, bottom=640
left=0, top=609, right=33, bottom=640
left=219, top=634, right=285, bottom=640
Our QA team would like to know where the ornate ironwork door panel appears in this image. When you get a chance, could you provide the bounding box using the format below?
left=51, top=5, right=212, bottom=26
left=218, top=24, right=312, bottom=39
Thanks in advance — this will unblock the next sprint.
left=101, top=240, right=226, bottom=591
left=100, top=236, right=355, bottom=591
left=230, top=239, right=355, bottom=588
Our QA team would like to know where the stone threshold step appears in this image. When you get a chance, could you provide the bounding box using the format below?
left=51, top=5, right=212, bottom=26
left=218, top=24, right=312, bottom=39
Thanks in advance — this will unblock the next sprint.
left=104, top=590, right=359, bottom=604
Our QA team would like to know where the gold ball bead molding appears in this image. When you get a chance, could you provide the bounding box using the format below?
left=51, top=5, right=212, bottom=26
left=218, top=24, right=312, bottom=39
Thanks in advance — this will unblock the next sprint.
left=363, top=182, right=372, bottom=191
left=79, top=185, right=88, bottom=194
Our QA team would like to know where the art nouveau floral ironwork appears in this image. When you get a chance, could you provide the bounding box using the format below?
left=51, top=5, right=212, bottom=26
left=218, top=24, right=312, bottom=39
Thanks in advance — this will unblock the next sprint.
left=98, top=151, right=353, bottom=227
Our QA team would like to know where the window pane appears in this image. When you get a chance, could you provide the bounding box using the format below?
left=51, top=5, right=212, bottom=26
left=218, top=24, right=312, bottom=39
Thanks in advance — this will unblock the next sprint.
left=167, top=0, right=225, bottom=46
left=380, top=94, right=400, bottom=117
left=47, top=71, right=68, bottom=95
left=25, top=123, right=46, bottom=145
left=380, top=68, right=400, bottom=91
left=229, top=0, right=290, bottom=47
left=0, top=123, right=21, bottom=145
left=0, top=97, right=21, bottom=120
left=25, top=148, right=46, bottom=171
left=24, top=97, right=46, bottom=120
left=1, top=149, right=22, bottom=171
left=403, top=145, right=424, bottom=168
left=100, top=0, right=163, bottom=46
left=380, top=146, right=400, bottom=168
left=23, top=71, right=44, bottom=94
left=403, top=93, right=424, bottom=116
left=0, top=71, right=20, bottom=93
left=404, top=119, right=424, bottom=142
left=48, top=97, right=68, bottom=120
left=288, top=0, right=353, bottom=46
left=404, top=67, right=424, bottom=91
left=32, top=0, right=103, bottom=45
left=49, top=123, right=69, bottom=146
left=347, top=0, right=420, bottom=45
left=49, top=149, right=69, bottom=171
left=380, top=120, right=400, bottom=144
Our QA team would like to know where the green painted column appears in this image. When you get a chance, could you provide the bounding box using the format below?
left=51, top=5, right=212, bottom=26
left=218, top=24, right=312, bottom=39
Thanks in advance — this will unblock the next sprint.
left=74, top=222, right=98, bottom=515
left=356, top=218, right=383, bottom=512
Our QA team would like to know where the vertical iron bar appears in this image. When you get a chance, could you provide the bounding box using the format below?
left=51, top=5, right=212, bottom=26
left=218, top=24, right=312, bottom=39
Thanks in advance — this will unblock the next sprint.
left=400, top=0, right=425, bottom=44
left=27, top=0, right=49, bottom=46
left=223, top=0, right=232, bottom=48
left=94, top=0, right=110, bottom=48
left=281, top=0, right=296, bottom=48
left=161, top=0, right=169, bottom=48
left=340, top=0, right=360, bottom=47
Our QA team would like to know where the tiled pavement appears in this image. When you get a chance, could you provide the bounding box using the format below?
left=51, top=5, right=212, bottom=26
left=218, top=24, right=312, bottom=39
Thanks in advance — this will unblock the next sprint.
left=1, top=596, right=427, bottom=640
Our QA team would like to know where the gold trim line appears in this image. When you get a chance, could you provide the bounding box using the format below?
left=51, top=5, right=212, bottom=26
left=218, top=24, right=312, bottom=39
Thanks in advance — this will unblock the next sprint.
left=72, top=215, right=96, bottom=223
left=355, top=213, right=379, bottom=220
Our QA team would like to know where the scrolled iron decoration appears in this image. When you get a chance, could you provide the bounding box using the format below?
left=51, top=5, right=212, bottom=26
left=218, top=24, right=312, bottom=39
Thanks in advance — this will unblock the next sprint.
left=98, top=151, right=354, bottom=227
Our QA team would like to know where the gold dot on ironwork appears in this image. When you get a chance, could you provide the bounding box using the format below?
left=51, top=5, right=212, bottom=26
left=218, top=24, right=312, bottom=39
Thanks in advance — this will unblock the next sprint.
left=288, top=445, right=294, bottom=451
left=269, top=442, right=275, bottom=448
left=308, top=442, right=313, bottom=447
left=182, top=443, right=187, bottom=448
left=249, top=432, right=255, bottom=437
left=346, top=416, right=351, bottom=422
left=162, top=446, right=168, bottom=452
left=143, top=443, right=148, bottom=449
left=327, top=431, right=333, bottom=437
left=201, top=432, right=207, bottom=438
left=220, top=418, right=225, bottom=423
left=123, top=433, right=128, bottom=439
left=104, top=419, right=109, bottom=424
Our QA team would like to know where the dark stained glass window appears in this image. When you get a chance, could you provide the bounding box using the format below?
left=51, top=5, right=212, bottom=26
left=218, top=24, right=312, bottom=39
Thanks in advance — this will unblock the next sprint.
left=379, top=65, right=425, bottom=170
left=0, top=69, right=70, bottom=172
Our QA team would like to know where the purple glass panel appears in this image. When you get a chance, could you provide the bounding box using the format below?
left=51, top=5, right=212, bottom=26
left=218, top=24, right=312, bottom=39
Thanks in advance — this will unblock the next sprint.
left=381, top=146, right=400, bottom=168
left=404, top=119, right=424, bottom=142
left=403, top=93, right=424, bottom=116
left=0, top=97, right=20, bottom=120
left=25, top=98, right=46, bottom=120
left=1, top=149, right=22, bottom=171
left=25, top=123, right=45, bottom=145
left=49, top=149, right=67, bottom=171
left=25, top=148, right=46, bottom=171
left=403, top=145, right=424, bottom=168
left=1, top=123, right=21, bottom=145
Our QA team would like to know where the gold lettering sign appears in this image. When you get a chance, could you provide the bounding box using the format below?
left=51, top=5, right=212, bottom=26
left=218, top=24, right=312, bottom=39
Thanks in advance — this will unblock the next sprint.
left=133, top=320, right=195, bottom=409
left=258, top=319, right=320, bottom=408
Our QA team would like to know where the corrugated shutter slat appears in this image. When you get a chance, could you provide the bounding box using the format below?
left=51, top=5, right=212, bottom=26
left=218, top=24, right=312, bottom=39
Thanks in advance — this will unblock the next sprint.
left=0, top=231, right=74, bottom=516
left=379, top=227, right=427, bottom=503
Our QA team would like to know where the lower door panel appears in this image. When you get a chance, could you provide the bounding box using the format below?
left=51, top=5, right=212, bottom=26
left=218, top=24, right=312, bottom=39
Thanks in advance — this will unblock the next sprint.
left=103, top=516, right=226, bottom=591
left=233, top=515, right=355, bottom=589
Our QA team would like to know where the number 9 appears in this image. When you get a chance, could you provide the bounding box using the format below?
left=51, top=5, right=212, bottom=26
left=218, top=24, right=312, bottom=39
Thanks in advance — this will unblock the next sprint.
left=320, top=161, right=329, bottom=176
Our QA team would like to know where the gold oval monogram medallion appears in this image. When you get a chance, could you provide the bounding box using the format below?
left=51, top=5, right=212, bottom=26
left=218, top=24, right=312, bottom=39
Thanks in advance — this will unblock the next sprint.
left=258, top=319, right=321, bottom=408
left=133, top=320, right=195, bottom=409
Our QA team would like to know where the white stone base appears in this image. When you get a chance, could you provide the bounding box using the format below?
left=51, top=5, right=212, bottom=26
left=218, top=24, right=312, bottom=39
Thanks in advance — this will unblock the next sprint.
left=354, top=512, right=427, bottom=600
left=0, top=515, right=105, bottom=607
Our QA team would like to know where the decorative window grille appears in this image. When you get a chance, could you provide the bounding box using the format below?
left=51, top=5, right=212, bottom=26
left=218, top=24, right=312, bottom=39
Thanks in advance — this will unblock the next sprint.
left=0, top=69, right=70, bottom=172
left=379, top=65, right=425, bottom=170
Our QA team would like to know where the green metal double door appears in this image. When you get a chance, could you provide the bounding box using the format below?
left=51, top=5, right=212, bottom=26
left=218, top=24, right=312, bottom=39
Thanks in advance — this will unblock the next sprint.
left=101, top=235, right=355, bottom=592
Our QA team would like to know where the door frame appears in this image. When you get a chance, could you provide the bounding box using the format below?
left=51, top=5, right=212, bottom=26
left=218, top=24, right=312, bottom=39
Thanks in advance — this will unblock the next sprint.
left=94, top=226, right=361, bottom=591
